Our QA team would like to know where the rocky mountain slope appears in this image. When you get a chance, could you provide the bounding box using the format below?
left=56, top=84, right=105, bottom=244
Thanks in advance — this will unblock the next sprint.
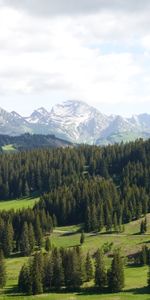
left=0, top=100, right=150, bottom=145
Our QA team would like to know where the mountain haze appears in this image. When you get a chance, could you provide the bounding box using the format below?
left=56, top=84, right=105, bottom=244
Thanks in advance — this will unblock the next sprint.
left=0, top=100, right=150, bottom=145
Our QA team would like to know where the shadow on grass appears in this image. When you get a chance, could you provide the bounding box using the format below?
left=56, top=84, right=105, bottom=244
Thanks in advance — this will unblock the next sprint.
left=3, top=285, right=20, bottom=297
left=124, top=286, right=150, bottom=294
left=9, top=252, right=22, bottom=259
left=61, top=229, right=81, bottom=237
left=3, top=286, right=150, bottom=298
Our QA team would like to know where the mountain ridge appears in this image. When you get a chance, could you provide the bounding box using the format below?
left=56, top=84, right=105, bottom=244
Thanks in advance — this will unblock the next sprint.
left=0, top=100, right=150, bottom=145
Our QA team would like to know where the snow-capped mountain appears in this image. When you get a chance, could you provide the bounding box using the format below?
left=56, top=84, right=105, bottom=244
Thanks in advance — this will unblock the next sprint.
left=0, top=100, right=150, bottom=145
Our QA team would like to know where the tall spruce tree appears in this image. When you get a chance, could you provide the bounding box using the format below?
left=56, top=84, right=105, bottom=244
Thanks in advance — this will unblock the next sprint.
left=20, top=222, right=30, bottom=256
left=0, top=250, right=6, bottom=288
left=34, top=216, right=43, bottom=248
left=95, top=249, right=106, bottom=290
left=80, top=231, right=85, bottom=245
left=108, top=249, right=124, bottom=292
left=147, top=265, right=150, bottom=287
left=52, top=248, right=64, bottom=290
left=31, top=252, right=43, bottom=295
left=45, top=237, right=51, bottom=252
left=18, top=264, right=32, bottom=295
left=85, top=252, right=93, bottom=282
left=3, top=221, right=14, bottom=257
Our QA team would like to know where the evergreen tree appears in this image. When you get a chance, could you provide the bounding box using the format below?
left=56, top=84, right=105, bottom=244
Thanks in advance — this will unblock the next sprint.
left=20, top=222, right=30, bottom=256
left=143, top=218, right=147, bottom=233
left=31, top=252, right=43, bottom=295
left=108, top=249, right=124, bottom=292
left=140, top=246, right=147, bottom=265
left=0, top=250, right=6, bottom=288
left=52, top=248, right=64, bottom=290
left=45, top=237, right=51, bottom=252
left=95, top=249, right=106, bottom=290
left=140, top=220, right=144, bottom=234
left=34, top=216, right=43, bottom=248
left=18, top=264, right=32, bottom=295
left=85, top=252, right=93, bottom=282
left=147, top=265, right=150, bottom=287
left=80, top=231, right=85, bottom=245
left=3, top=221, right=14, bottom=257
left=28, top=223, right=35, bottom=253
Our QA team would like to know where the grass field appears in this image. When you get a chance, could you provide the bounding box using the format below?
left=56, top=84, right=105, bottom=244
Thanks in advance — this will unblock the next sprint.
left=0, top=212, right=150, bottom=299
left=0, top=197, right=39, bottom=211
left=2, top=144, right=17, bottom=153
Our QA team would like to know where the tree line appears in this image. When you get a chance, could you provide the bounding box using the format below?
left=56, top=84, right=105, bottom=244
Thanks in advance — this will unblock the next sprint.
left=0, top=208, right=55, bottom=257
left=18, top=247, right=124, bottom=295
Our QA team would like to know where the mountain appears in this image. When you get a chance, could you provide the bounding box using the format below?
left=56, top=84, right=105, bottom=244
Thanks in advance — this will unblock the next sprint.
left=0, top=100, right=150, bottom=145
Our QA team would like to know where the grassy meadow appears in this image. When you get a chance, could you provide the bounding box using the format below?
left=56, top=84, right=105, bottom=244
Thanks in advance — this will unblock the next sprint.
left=0, top=212, right=150, bottom=299
left=2, top=144, right=17, bottom=153
left=0, top=197, right=39, bottom=211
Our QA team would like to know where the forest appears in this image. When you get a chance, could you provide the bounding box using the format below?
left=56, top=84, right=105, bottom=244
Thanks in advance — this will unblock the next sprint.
left=0, top=138, right=150, bottom=296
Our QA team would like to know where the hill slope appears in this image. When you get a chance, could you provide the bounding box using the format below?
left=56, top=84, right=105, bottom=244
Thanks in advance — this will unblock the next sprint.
left=0, top=133, right=72, bottom=152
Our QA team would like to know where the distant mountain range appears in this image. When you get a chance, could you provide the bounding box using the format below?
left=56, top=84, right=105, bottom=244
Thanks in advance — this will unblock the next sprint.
left=0, top=100, right=150, bottom=145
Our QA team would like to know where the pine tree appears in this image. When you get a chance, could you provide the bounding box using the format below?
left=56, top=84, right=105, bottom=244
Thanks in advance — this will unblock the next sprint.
left=18, top=264, right=32, bottom=295
left=113, top=213, right=118, bottom=232
left=3, top=221, right=14, bottom=257
left=52, top=248, right=64, bottom=290
left=147, top=265, right=150, bottom=287
left=31, top=252, right=43, bottom=295
left=0, top=250, right=6, bottom=288
left=143, top=218, right=147, bottom=233
left=140, top=245, right=147, bottom=265
left=34, top=216, right=43, bottom=248
left=45, top=237, right=51, bottom=252
left=85, top=252, right=93, bottom=282
left=71, top=247, right=84, bottom=289
left=95, top=249, right=106, bottom=290
left=108, top=249, right=124, bottom=292
left=43, top=254, right=53, bottom=290
left=80, top=231, right=85, bottom=245
left=20, top=222, right=30, bottom=256
left=28, top=223, right=35, bottom=253
left=140, top=220, right=145, bottom=234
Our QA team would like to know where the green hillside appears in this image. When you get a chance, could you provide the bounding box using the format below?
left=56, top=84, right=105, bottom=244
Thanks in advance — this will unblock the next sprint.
left=0, top=197, right=39, bottom=211
left=0, top=216, right=150, bottom=300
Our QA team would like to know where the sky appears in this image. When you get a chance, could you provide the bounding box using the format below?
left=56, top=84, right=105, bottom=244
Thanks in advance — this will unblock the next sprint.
left=0, top=0, right=150, bottom=116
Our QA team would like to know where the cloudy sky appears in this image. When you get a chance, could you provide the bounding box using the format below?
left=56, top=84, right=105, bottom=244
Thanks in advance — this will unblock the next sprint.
left=0, top=0, right=150, bottom=116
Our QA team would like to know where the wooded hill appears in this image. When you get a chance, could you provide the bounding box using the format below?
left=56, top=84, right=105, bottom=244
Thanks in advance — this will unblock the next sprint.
left=0, top=138, right=149, bottom=232
left=0, top=133, right=72, bottom=152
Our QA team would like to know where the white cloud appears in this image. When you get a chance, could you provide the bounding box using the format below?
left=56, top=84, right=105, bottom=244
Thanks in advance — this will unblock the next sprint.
left=0, top=1, right=149, bottom=114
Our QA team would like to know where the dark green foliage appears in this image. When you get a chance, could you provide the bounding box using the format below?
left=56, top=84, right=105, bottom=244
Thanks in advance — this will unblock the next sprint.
left=18, top=247, right=86, bottom=294
left=147, top=266, right=150, bottom=287
left=31, top=252, right=43, bottom=295
left=0, top=250, right=6, bottom=288
left=20, top=222, right=31, bottom=256
left=140, top=245, right=149, bottom=265
left=80, top=231, right=85, bottom=245
left=34, top=216, right=43, bottom=248
left=45, top=237, right=51, bottom=252
left=85, top=252, right=93, bottom=282
left=0, top=139, right=150, bottom=234
left=18, top=264, right=32, bottom=295
left=108, top=249, right=124, bottom=292
left=2, top=221, right=14, bottom=257
left=95, top=249, right=107, bottom=290
left=52, top=248, right=64, bottom=290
